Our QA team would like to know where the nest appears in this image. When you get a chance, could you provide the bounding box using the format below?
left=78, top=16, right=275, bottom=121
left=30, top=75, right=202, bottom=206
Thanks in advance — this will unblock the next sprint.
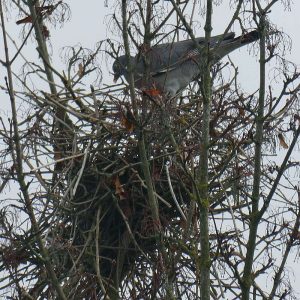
left=44, top=88, right=253, bottom=297
left=47, top=97, right=201, bottom=297
left=0, top=82, right=264, bottom=298
left=65, top=142, right=191, bottom=279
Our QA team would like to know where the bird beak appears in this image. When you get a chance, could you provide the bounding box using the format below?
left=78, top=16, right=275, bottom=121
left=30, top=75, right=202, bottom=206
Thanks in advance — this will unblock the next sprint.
left=113, top=74, right=120, bottom=83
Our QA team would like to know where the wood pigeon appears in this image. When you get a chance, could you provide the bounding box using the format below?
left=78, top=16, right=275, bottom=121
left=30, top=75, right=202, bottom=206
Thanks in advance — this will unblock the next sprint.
left=113, top=30, right=259, bottom=97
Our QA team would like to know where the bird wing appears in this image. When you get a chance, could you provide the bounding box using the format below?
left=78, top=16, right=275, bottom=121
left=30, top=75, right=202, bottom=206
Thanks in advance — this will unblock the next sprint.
left=134, top=32, right=236, bottom=76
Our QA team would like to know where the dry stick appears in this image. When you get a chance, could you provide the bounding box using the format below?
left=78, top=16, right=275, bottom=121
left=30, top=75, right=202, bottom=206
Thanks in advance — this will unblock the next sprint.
left=241, top=13, right=266, bottom=300
left=26, top=0, right=73, bottom=186
left=211, top=165, right=244, bottom=256
left=265, top=82, right=300, bottom=123
left=36, top=47, right=91, bottom=115
left=68, top=223, right=94, bottom=273
left=0, top=2, right=67, bottom=300
left=162, top=122, right=203, bottom=293
left=168, top=0, right=213, bottom=297
left=12, top=3, right=64, bottom=67
left=169, top=0, right=199, bottom=47
left=112, top=194, right=149, bottom=260
left=2, top=30, right=59, bottom=98
left=169, top=0, right=243, bottom=56
left=95, top=207, right=108, bottom=298
left=197, top=1, right=213, bottom=299
left=135, top=173, right=172, bottom=208
left=211, top=263, right=225, bottom=298
left=165, top=2, right=211, bottom=298
left=119, top=2, right=160, bottom=298
left=216, top=0, right=243, bottom=48
left=91, top=85, right=102, bottom=137
left=121, top=1, right=176, bottom=298
left=268, top=202, right=300, bottom=299
left=260, top=124, right=300, bottom=217
left=24, top=159, right=48, bottom=190
left=30, top=152, right=85, bottom=172
left=72, top=140, right=91, bottom=196
left=144, top=0, right=175, bottom=300
left=189, top=0, right=197, bottom=27
left=165, top=163, right=187, bottom=221
left=27, top=0, right=57, bottom=95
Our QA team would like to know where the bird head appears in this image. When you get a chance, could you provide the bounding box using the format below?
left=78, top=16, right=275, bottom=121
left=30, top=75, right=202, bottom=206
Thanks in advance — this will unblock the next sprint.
left=112, top=56, right=128, bottom=83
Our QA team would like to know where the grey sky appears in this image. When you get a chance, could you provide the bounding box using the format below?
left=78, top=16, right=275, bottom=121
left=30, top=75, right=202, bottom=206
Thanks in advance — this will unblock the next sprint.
left=52, top=1, right=300, bottom=296
left=1, top=0, right=299, bottom=297
left=60, top=1, right=300, bottom=90
left=61, top=1, right=300, bottom=296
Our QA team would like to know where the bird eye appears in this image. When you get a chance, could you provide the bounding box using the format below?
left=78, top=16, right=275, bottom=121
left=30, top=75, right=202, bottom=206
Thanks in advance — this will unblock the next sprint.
left=113, top=61, right=119, bottom=72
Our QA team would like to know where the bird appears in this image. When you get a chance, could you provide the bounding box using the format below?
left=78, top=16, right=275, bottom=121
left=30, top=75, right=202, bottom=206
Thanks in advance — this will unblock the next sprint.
left=112, top=30, right=259, bottom=98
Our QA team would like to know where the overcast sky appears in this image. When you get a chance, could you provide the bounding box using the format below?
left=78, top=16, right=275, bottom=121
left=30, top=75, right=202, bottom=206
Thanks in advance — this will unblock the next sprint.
left=2, top=1, right=300, bottom=93
left=58, top=1, right=300, bottom=296
left=1, top=0, right=300, bottom=297
left=59, top=0, right=300, bottom=91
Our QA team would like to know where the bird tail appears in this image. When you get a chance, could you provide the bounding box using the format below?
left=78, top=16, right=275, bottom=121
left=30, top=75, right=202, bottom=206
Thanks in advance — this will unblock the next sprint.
left=212, top=30, right=260, bottom=59
left=237, top=30, right=260, bottom=44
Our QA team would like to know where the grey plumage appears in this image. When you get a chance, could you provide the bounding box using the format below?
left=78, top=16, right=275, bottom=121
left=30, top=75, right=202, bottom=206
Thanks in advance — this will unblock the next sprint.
left=113, top=30, right=259, bottom=97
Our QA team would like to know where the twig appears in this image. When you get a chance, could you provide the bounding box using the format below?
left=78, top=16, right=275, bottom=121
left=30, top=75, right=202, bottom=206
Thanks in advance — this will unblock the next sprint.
left=72, top=140, right=91, bottom=196
left=30, top=152, right=85, bottom=172
left=0, top=1, right=67, bottom=299
left=95, top=207, right=108, bottom=298
left=165, top=163, right=187, bottom=221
